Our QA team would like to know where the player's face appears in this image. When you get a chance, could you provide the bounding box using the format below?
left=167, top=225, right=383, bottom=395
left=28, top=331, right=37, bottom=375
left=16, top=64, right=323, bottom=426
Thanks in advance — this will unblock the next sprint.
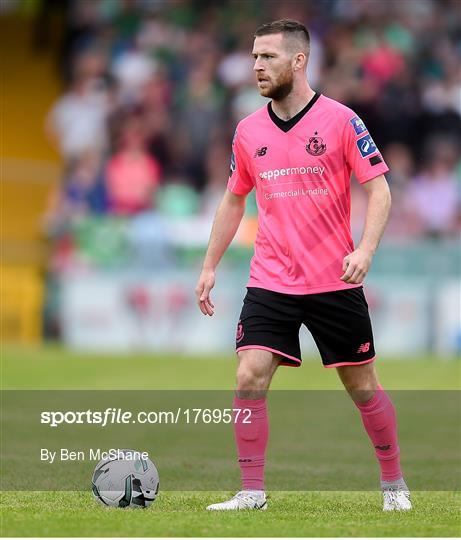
left=252, top=34, right=294, bottom=101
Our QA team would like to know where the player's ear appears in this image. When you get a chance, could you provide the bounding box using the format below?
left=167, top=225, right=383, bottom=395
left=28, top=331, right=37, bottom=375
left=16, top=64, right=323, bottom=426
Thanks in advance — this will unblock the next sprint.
left=293, top=52, right=306, bottom=72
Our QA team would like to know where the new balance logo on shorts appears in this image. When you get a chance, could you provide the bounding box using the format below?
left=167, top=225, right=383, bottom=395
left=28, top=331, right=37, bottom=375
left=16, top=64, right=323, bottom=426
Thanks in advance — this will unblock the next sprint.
left=357, top=342, right=371, bottom=353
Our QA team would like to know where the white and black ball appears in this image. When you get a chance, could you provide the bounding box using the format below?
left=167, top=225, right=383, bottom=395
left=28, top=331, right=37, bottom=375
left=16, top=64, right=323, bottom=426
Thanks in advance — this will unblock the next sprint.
left=91, top=449, right=159, bottom=508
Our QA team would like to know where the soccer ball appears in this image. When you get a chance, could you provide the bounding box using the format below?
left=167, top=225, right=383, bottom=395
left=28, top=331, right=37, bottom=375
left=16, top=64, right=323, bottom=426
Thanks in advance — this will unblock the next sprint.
left=91, top=449, right=159, bottom=508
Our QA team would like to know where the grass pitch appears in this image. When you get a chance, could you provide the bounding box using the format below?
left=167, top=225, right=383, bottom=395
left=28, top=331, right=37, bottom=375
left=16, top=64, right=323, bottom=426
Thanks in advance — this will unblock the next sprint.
left=1, top=345, right=460, bottom=537
left=2, top=491, right=460, bottom=537
left=2, top=344, right=460, bottom=390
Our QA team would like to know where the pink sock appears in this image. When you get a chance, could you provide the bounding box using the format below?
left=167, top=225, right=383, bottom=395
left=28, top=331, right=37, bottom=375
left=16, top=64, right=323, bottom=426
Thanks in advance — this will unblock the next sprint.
left=356, top=384, right=402, bottom=481
left=233, top=396, right=268, bottom=491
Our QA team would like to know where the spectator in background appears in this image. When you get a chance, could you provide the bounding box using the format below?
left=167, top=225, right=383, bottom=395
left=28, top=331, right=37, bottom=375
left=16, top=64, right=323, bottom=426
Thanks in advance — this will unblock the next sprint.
left=202, top=138, right=231, bottom=219
left=106, top=111, right=161, bottom=215
left=141, top=71, right=173, bottom=172
left=218, top=45, right=254, bottom=90
left=404, top=138, right=459, bottom=239
left=111, top=43, right=157, bottom=106
left=44, top=150, right=107, bottom=235
left=46, top=49, right=111, bottom=162
left=361, top=36, right=405, bottom=88
left=217, top=38, right=267, bottom=123
left=385, top=143, right=415, bottom=192
left=178, top=47, right=224, bottom=190
left=382, top=143, right=416, bottom=240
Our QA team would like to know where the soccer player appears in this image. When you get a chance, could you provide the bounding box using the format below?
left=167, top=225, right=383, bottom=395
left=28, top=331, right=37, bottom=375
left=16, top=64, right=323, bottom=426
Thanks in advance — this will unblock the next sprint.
left=195, top=19, right=411, bottom=512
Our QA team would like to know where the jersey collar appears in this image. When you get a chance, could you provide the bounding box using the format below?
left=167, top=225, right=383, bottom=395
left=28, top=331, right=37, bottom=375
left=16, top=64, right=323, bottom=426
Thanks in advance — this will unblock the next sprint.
left=267, top=92, right=321, bottom=133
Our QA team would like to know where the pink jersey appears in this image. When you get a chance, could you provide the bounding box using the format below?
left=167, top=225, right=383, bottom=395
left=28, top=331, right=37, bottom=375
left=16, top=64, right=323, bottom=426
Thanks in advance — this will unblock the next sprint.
left=227, top=93, right=389, bottom=295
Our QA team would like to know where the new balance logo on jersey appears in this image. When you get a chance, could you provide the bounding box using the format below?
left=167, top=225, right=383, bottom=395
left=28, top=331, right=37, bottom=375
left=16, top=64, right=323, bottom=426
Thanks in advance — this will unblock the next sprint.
left=357, top=342, right=371, bottom=353
left=254, top=146, right=267, bottom=158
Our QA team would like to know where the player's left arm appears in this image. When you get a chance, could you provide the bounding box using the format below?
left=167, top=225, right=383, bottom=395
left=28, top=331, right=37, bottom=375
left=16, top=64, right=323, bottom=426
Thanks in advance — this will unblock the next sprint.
left=341, top=174, right=391, bottom=284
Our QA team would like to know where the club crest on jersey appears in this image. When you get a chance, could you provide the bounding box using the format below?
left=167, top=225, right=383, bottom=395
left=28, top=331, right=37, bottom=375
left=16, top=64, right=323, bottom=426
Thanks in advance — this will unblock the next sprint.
left=306, top=132, right=326, bottom=156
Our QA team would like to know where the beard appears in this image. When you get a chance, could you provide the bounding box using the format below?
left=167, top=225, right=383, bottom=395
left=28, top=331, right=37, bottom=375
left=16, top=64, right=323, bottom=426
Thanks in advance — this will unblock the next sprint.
left=258, top=68, right=294, bottom=101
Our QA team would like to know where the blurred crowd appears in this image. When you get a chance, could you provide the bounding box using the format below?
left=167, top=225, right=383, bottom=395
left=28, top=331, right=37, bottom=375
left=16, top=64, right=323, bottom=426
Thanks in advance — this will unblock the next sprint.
left=41, top=0, right=460, bottom=266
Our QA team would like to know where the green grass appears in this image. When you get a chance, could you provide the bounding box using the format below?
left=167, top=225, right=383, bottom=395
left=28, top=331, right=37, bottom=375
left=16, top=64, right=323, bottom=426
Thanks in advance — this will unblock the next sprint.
left=2, top=344, right=460, bottom=389
left=1, top=345, right=460, bottom=537
left=1, top=491, right=460, bottom=537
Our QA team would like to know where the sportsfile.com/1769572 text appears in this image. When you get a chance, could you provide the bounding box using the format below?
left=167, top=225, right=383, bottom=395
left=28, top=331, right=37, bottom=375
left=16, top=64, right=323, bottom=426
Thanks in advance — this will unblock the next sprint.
left=40, top=408, right=253, bottom=427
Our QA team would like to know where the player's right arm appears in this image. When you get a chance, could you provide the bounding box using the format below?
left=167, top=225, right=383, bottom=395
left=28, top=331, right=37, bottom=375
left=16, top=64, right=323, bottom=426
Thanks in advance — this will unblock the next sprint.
left=196, top=125, right=254, bottom=316
left=195, top=189, right=247, bottom=316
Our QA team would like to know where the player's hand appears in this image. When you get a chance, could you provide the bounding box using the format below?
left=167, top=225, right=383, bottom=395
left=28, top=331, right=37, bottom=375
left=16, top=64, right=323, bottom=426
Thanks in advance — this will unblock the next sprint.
left=195, top=268, right=216, bottom=316
left=340, top=248, right=373, bottom=284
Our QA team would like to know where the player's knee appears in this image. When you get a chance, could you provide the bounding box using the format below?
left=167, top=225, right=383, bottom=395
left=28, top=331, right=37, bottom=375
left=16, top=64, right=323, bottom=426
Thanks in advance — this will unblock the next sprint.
left=337, top=364, right=378, bottom=403
left=236, top=364, right=269, bottom=392
left=341, top=375, right=377, bottom=403
left=351, top=378, right=378, bottom=403
left=350, top=388, right=375, bottom=404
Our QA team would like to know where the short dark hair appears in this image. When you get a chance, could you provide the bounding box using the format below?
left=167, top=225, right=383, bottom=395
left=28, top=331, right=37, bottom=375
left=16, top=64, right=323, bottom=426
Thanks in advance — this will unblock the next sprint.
left=254, top=19, right=310, bottom=53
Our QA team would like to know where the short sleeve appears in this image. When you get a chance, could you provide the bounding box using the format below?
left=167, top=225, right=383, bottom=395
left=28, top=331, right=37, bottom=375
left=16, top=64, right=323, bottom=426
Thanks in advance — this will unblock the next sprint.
left=343, top=114, right=389, bottom=184
left=227, top=127, right=254, bottom=195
